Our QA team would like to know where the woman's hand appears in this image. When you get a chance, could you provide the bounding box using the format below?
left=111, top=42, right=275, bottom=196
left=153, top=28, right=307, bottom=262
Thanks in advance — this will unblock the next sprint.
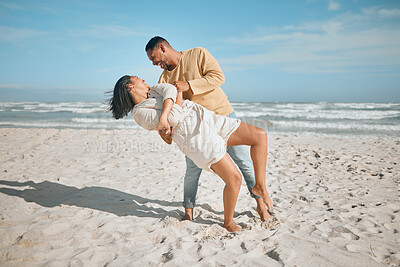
left=158, top=117, right=171, bottom=144
left=158, top=98, right=174, bottom=144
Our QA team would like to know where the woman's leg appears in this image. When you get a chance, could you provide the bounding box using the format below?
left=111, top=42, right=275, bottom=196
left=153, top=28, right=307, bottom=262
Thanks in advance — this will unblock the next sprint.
left=227, top=122, right=273, bottom=212
left=210, top=153, right=243, bottom=232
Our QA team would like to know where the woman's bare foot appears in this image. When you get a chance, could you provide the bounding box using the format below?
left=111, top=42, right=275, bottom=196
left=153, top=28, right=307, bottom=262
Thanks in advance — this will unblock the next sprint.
left=252, top=184, right=274, bottom=212
left=255, top=198, right=272, bottom=221
left=223, top=221, right=242, bottom=232
left=183, top=208, right=193, bottom=221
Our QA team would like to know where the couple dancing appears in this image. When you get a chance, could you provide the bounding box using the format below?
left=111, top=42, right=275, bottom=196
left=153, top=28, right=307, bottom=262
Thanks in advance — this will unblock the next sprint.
left=108, top=36, right=273, bottom=232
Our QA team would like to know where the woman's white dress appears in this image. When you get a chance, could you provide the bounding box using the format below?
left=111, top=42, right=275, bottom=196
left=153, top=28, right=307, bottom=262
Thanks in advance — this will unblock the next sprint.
left=132, top=83, right=240, bottom=172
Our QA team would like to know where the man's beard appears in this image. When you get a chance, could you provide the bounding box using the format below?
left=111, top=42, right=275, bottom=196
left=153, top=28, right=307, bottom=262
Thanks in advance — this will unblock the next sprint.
left=165, top=63, right=173, bottom=71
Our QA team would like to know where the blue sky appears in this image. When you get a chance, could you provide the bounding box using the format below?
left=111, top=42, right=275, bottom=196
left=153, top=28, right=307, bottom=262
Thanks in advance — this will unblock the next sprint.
left=0, top=0, right=399, bottom=102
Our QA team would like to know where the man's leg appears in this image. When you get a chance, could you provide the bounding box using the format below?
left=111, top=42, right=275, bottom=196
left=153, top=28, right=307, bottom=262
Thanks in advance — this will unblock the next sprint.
left=226, top=145, right=256, bottom=197
left=226, top=112, right=258, bottom=197
left=183, top=155, right=202, bottom=220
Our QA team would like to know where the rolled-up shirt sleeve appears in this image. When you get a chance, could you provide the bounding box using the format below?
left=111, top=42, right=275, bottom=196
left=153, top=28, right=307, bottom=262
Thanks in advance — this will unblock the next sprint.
left=151, top=83, right=177, bottom=103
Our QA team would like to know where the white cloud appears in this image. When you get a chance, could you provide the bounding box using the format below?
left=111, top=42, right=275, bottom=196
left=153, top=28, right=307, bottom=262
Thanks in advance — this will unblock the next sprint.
left=76, top=43, right=94, bottom=52
left=69, top=25, right=144, bottom=39
left=222, top=8, right=400, bottom=74
left=362, top=6, right=400, bottom=18
left=1, top=2, right=25, bottom=10
left=328, top=0, right=340, bottom=11
left=93, top=69, right=111, bottom=74
left=0, top=26, right=49, bottom=43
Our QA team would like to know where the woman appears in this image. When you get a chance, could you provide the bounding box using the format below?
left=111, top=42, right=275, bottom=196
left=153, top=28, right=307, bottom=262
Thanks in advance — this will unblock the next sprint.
left=108, top=75, right=273, bottom=232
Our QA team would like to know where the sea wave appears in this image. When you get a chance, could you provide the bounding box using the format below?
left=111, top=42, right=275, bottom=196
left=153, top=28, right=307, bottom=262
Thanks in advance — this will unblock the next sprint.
left=1, top=102, right=107, bottom=114
left=0, top=120, right=140, bottom=129
left=269, top=120, right=400, bottom=132
left=235, top=109, right=400, bottom=120
left=332, top=103, right=400, bottom=109
left=1, top=101, right=399, bottom=138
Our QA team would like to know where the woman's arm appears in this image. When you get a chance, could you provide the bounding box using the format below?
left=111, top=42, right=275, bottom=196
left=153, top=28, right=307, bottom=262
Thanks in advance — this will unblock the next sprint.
left=151, top=83, right=179, bottom=144
left=157, top=98, right=174, bottom=144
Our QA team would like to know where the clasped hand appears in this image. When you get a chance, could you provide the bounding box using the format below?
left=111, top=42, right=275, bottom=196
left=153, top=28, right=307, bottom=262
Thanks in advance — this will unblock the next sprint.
left=172, top=81, right=190, bottom=92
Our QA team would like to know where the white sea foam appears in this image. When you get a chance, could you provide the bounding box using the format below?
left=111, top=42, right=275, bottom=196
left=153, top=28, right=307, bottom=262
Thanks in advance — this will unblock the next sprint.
left=236, top=108, right=400, bottom=120
left=71, top=117, right=136, bottom=125
left=235, top=111, right=268, bottom=118
left=0, top=121, right=140, bottom=129
left=0, top=102, right=40, bottom=107
left=333, top=103, right=400, bottom=109
left=273, top=103, right=324, bottom=110
left=1, top=102, right=107, bottom=113
left=269, top=120, right=400, bottom=132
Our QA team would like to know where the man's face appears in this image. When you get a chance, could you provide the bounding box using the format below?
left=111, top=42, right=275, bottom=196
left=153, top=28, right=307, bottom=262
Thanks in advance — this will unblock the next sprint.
left=147, top=46, right=170, bottom=71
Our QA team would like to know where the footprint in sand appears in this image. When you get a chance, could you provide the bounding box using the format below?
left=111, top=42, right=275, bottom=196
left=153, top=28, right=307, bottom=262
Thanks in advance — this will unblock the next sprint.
left=330, top=226, right=360, bottom=240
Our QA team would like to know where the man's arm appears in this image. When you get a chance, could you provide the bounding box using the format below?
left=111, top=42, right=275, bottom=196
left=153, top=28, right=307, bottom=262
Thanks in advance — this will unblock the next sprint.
left=176, top=91, right=183, bottom=107
left=175, top=48, right=225, bottom=95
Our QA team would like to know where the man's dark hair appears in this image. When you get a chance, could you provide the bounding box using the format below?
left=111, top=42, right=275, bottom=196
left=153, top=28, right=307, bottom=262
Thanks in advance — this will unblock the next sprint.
left=145, top=36, right=168, bottom=52
left=107, top=75, right=135, bottom=119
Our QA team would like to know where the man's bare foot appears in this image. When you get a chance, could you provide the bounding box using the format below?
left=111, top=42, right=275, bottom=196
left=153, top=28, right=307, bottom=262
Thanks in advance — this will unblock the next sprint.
left=255, top=198, right=272, bottom=221
left=183, top=208, right=193, bottom=221
left=223, top=221, right=242, bottom=232
left=252, top=184, right=274, bottom=211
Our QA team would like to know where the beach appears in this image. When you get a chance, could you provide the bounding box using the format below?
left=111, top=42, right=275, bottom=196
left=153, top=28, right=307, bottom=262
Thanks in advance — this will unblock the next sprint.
left=0, top=128, right=399, bottom=266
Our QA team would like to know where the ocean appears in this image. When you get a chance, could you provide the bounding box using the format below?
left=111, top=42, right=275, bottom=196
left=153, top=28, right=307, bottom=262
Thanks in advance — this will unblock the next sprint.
left=0, top=102, right=399, bottom=139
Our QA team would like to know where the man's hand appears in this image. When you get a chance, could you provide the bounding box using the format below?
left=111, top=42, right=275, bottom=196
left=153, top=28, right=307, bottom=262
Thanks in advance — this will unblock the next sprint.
left=173, top=81, right=191, bottom=93
left=158, top=117, right=172, bottom=144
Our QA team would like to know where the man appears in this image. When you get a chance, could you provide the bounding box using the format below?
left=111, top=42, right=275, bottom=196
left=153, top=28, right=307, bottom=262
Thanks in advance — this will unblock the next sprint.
left=145, top=36, right=271, bottom=221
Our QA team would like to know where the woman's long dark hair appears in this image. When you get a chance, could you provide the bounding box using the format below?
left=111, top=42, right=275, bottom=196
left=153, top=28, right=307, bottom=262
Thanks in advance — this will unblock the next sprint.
left=107, top=75, right=135, bottom=119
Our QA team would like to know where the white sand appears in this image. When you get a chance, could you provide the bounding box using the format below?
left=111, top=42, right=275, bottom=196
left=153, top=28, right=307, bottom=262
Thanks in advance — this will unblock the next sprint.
left=0, top=128, right=399, bottom=266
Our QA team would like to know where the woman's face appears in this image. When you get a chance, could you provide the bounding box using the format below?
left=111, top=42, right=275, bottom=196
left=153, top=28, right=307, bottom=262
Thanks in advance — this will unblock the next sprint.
left=129, top=76, right=147, bottom=88
left=126, top=76, right=150, bottom=98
